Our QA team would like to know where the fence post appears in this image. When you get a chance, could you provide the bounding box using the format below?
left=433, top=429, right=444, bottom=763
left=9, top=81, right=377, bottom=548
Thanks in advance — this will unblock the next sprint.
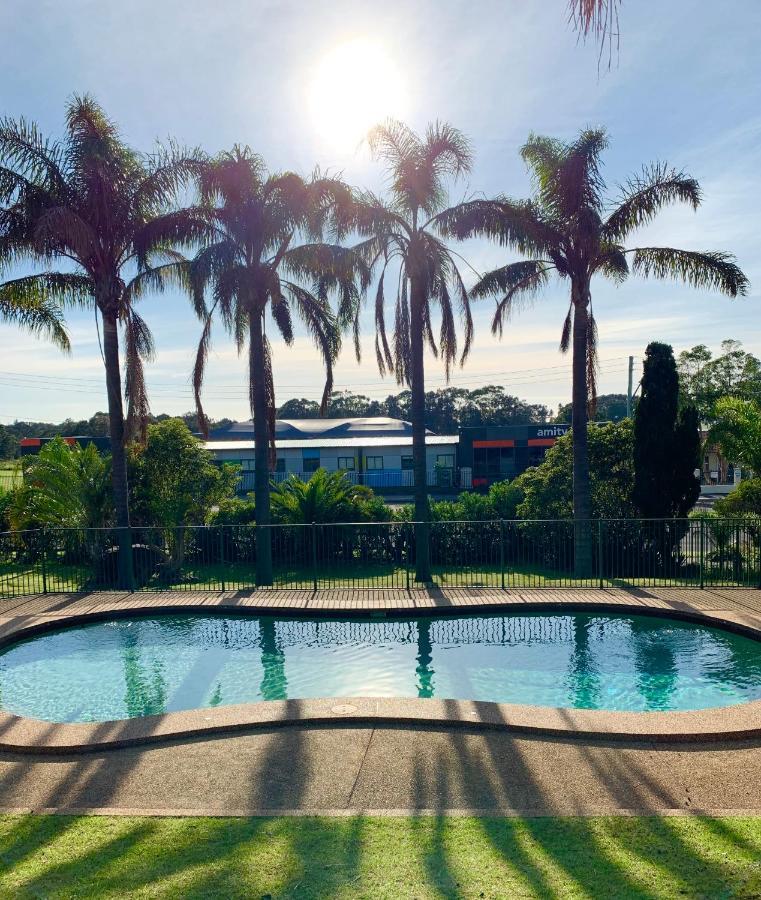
left=597, top=519, right=604, bottom=589
left=499, top=519, right=505, bottom=590
left=699, top=517, right=705, bottom=589
left=404, top=522, right=411, bottom=591
left=311, top=522, right=318, bottom=592
left=218, top=526, right=226, bottom=593
left=40, top=528, right=48, bottom=595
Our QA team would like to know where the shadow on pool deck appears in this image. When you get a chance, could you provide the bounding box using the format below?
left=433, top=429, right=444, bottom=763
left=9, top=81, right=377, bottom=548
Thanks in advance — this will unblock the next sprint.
left=1, top=719, right=761, bottom=896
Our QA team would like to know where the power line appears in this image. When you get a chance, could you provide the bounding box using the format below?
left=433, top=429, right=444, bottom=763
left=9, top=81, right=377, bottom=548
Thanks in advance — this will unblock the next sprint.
left=0, top=357, right=635, bottom=395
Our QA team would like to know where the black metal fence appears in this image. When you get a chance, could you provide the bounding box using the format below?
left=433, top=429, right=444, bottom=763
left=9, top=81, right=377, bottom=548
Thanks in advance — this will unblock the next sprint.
left=1, top=517, right=759, bottom=598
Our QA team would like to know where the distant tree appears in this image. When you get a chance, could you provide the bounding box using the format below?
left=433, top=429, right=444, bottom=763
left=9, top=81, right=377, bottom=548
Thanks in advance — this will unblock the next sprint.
left=443, top=129, right=746, bottom=574
left=633, top=343, right=700, bottom=519
left=555, top=393, right=629, bottom=423
left=326, top=390, right=374, bottom=417
left=0, top=425, right=16, bottom=460
left=516, top=421, right=636, bottom=521
left=715, top=479, right=761, bottom=517
left=678, top=340, right=761, bottom=422
left=129, top=419, right=239, bottom=572
left=708, top=397, right=761, bottom=474
left=277, top=398, right=321, bottom=418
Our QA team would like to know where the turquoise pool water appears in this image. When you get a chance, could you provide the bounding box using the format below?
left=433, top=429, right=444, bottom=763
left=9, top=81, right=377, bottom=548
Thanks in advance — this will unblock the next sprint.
left=1, top=611, right=760, bottom=722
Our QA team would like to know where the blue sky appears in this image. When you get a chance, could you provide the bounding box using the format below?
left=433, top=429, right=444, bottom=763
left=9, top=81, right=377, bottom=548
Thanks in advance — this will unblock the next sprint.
left=0, top=0, right=758, bottom=423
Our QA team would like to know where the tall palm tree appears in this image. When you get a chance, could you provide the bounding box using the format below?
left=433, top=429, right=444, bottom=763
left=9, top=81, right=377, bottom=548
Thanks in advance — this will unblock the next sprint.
left=346, top=121, right=474, bottom=582
left=441, top=128, right=748, bottom=576
left=189, top=147, right=366, bottom=586
left=0, top=95, right=202, bottom=586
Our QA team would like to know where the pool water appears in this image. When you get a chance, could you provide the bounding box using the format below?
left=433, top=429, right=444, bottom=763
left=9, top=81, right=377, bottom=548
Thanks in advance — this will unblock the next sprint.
left=0, top=611, right=760, bottom=723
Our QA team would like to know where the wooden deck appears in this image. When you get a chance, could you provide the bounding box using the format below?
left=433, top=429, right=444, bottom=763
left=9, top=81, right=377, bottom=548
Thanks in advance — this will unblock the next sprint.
left=2, top=585, right=761, bottom=628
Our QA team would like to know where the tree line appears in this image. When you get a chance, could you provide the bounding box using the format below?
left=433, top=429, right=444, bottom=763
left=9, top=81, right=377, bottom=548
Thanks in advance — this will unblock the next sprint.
left=0, top=99, right=748, bottom=585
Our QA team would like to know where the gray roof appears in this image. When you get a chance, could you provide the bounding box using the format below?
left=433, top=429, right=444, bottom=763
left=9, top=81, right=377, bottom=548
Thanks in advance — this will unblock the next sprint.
left=208, top=416, right=431, bottom=441
left=205, top=435, right=458, bottom=451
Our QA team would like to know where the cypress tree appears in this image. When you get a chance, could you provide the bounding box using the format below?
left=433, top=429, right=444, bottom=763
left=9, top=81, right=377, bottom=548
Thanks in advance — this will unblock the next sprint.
left=634, top=342, right=700, bottom=518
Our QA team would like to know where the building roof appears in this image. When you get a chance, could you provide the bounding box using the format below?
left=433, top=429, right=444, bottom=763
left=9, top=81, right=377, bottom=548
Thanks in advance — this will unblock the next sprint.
left=205, top=435, right=458, bottom=452
left=208, top=416, right=432, bottom=441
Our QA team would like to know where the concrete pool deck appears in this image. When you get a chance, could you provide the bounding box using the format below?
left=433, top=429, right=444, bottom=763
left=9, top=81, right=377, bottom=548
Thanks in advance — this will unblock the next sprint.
left=0, top=586, right=760, bottom=815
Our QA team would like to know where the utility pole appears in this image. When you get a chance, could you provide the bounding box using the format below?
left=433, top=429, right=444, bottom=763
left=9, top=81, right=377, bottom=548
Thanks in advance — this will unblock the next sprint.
left=626, top=355, right=634, bottom=417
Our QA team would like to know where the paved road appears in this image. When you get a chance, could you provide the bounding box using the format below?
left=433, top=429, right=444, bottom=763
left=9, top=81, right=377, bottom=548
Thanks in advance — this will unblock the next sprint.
left=1, top=725, right=760, bottom=816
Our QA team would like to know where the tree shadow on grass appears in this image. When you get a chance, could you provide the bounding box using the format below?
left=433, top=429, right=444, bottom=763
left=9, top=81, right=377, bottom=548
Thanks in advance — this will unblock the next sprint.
left=407, top=705, right=761, bottom=898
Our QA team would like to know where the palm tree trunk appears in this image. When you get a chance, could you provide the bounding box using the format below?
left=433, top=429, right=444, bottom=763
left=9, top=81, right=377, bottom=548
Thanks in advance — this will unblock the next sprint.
left=102, top=308, right=134, bottom=590
left=249, top=311, right=273, bottom=586
left=571, top=280, right=593, bottom=578
left=409, top=276, right=431, bottom=582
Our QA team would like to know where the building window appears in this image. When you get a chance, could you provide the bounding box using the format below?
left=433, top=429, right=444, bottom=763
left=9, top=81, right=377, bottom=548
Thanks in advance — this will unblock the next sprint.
left=436, top=454, right=454, bottom=469
left=337, top=457, right=355, bottom=470
left=473, top=446, right=514, bottom=476
left=275, top=458, right=285, bottom=473
left=401, top=456, right=414, bottom=470
left=302, top=447, right=320, bottom=473
left=365, top=456, right=384, bottom=470
left=241, top=459, right=255, bottom=471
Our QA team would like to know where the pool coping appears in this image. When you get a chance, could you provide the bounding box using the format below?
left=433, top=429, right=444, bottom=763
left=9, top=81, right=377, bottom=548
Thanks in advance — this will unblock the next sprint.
left=2, top=593, right=761, bottom=752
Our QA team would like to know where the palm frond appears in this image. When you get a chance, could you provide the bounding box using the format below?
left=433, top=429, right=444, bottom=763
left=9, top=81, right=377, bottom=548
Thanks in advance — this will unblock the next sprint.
left=435, top=198, right=557, bottom=257
left=604, top=164, right=701, bottom=240
left=631, top=247, right=749, bottom=297
left=568, top=0, right=621, bottom=68
left=133, top=207, right=213, bottom=269
left=594, top=243, right=629, bottom=282
left=393, top=276, right=411, bottom=385
left=282, top=282, right=339, bottom=412
left=0, top=291, right=71, bottom=351
left=586, top=307, right=599, bottom=415
left=560, top=301, right=573, bottom=353
left=478, top=261, right=554, bottom=337
left=260, top=333, right=277, bottom=464
left=123, top=310, right=152, bottom=443
left=123, top=260, right=192, bottom=304
left=0, top=116, right=67, bottom=191
left=192, top=310, right=215, bottom=437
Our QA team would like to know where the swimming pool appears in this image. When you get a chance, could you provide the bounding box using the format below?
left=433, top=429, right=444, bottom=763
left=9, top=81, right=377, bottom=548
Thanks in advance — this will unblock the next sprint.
left=1, top=611, right=760, bottom=723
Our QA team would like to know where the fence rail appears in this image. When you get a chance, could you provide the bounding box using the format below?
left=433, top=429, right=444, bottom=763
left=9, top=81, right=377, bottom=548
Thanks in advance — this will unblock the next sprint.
left=1, top=517, right=759, bottom=598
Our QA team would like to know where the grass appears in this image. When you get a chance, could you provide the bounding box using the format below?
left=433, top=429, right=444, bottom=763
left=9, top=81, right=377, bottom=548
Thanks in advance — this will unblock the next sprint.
left=0, top=814, right=760, bottom=898
left=0, top=555, right=754, bottom=598
left=0, top=459, right=22, bottom=490
left=2, top=557, right=741, bottom=597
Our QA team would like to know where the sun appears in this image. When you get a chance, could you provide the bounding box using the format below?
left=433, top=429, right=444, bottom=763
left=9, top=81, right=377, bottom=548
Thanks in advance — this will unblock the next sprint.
left=309, top=39, right=407, bottom=151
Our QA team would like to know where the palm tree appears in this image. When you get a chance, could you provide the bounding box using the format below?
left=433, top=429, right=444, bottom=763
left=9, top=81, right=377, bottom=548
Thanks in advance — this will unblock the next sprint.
left=270, top=469, right=383, bottom=524
left=189, top=147, right=366, bottom=585
left=0, top=95, right=202, bottom=586
left=441, top=128, right=748, bottom=576
left=346, top=121, right=475, bottom=582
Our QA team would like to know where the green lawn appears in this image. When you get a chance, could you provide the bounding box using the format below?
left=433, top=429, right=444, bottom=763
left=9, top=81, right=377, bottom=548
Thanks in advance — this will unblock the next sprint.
left=2, top=557, right=731, bottom=596
left=0, top=460, right=22, bottom=490
left=0, top=815, right=760, bottom=898
left=0, top=556, right=751, bottom=597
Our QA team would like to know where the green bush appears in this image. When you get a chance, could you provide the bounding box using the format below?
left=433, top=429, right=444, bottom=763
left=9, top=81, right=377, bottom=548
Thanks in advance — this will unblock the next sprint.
left=715, top=478, right=761, bottom=517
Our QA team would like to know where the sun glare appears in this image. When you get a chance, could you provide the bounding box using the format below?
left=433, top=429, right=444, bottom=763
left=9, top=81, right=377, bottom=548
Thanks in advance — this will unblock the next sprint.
left=309, top=39, right=407, bottom=151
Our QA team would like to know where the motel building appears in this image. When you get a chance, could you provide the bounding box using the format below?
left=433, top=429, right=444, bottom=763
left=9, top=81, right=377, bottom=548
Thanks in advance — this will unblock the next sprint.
left=204, top=418, right=460, bottom=497
left=204, top=418, right=573, bottom=497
